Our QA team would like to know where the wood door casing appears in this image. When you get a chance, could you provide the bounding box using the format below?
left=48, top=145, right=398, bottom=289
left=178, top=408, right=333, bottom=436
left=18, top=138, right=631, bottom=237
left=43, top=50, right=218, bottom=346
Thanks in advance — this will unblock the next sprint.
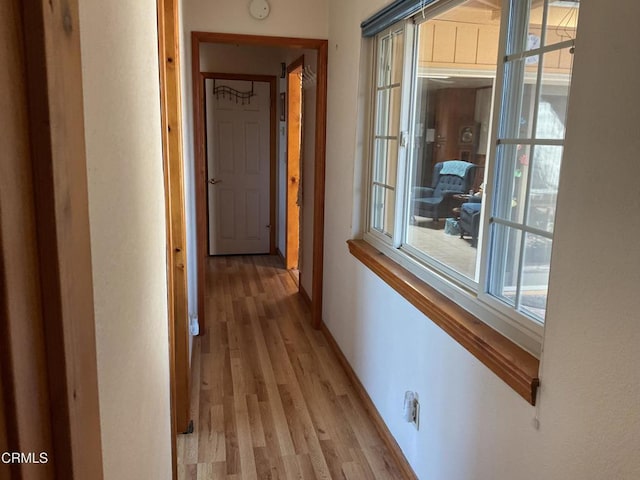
left=1, top=1, right=103, bottom=478
left=192, top=34, right=328, bottom=331
left=157, top=0, right=190, bottom=451
left=286, top=56, right=304, bottom=271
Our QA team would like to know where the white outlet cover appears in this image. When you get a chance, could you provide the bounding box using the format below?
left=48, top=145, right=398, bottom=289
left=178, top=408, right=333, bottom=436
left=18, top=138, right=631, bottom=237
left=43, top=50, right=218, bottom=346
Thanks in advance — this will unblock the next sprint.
left=249, top=0, right=270, bottom=20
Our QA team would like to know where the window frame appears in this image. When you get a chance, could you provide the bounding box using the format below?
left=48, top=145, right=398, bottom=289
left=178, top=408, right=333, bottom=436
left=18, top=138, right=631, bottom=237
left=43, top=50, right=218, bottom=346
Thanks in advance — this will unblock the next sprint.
left=361, top=0, right=579, bottom=355
left=479, top=1, right=576, bottom=326
left=366, top=21, right=416, bottom=247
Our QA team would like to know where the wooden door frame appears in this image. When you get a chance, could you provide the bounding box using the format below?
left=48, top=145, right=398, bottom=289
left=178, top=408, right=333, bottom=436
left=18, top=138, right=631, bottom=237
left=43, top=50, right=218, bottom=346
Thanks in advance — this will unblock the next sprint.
left=192, top=32, right=328, bottom=331
left=201, top=72, right=277, bottom=257
left=0, top=1, right=103, bottom=478
left=156, top=3, right=191, bottom=467
left=285, top=56, right=304, bottom=273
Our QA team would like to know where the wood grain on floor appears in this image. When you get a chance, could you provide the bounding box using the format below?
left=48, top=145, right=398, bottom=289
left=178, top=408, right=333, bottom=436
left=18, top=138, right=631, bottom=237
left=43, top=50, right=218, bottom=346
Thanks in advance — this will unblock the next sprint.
left=177, top=255, right=406, bottom=480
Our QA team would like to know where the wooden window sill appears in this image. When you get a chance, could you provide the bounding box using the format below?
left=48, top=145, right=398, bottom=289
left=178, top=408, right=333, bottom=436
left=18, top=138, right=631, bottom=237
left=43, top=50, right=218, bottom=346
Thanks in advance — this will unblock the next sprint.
left=347, top=239, right=540, bottom=405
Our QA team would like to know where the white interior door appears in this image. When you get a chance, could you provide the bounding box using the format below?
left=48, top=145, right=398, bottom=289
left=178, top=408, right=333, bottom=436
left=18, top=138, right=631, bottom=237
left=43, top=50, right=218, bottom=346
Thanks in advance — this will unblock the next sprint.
left=206, top=79, right=271, bottom=255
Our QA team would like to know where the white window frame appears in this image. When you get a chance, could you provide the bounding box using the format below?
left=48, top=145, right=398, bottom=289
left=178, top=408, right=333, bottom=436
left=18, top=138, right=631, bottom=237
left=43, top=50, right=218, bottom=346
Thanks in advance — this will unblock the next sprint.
left=361, top=0, right=577, bottom=355
left=366, top=21, right=415, bottom=248
left=478, top=0, right=575, bottom=327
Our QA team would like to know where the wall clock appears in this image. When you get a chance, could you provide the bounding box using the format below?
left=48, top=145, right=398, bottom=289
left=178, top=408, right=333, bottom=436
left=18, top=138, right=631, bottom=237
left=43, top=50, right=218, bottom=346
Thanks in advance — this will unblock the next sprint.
left=459, top=125, right=475, bottom=145
left=249, top=0, right=270, bottom=20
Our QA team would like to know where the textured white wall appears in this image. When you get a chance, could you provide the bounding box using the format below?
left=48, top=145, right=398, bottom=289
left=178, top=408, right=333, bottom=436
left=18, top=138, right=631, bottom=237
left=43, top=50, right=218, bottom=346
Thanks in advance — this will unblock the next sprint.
left=79, top=1, right=173, bottom=479
left=184, top=0, right=328, bottom=38
left=323, top=0, right=640, bottom=479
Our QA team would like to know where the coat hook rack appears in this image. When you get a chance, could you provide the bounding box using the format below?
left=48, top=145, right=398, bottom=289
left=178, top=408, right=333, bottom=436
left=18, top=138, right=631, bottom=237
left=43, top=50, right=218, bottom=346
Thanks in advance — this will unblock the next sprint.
left=213, top=80, right=256, bottom=104
left=297, top=65, right=317, bottom=89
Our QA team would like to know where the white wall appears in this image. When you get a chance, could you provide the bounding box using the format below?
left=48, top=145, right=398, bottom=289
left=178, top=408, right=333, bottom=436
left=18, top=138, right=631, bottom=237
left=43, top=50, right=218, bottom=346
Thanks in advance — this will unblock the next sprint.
left=278, top=76, right=287, bottom=255
left=184, top=0, right=328, bottom=38
left=324, top=0, right=640, bottom=479
left=79, top=1, right=172, bottom=479
left=200, top=43, right=285, bottom=76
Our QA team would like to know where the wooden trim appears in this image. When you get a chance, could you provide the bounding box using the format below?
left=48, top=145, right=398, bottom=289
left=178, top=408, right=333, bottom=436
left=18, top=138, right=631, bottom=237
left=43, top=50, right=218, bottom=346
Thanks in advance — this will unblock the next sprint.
left=286, top=56, right=304, bottom=271
left=192, top=33, right=206, bottom=337
left=18, top=1, right=104, bottom=477
left=287, top=54, right=305, bottom=72
left=192, top=31, right=327, bottom=49
left=319, top=322, right=418, bottom=480
left=311, top=41, right=328, bottom=329
left=199, top=72, right=278, bottom=256
left=1, top=3, right=56, bottom=477
left=348, top=239, right=540, bottom=405
left=269, top=79, right=277, bottom=255
left=192, top=32, right=328, bottom=335
left=156, top=2, right=190, bottom=471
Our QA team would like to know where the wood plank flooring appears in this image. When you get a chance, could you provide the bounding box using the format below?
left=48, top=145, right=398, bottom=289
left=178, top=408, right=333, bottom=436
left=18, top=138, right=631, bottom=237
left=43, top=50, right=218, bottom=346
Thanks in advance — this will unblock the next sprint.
left=177, top=255, right=406, bottom=480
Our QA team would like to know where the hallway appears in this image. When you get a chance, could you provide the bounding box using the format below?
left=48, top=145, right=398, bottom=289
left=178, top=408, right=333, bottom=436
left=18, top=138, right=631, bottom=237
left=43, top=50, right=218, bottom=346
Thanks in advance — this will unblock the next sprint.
left=177, top=256, right=405, bottom=479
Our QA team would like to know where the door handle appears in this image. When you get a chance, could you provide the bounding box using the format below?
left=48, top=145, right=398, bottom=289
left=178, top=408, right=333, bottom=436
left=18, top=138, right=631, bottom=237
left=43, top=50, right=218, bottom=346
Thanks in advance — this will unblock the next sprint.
left=208, top=178, right=222, bottom=185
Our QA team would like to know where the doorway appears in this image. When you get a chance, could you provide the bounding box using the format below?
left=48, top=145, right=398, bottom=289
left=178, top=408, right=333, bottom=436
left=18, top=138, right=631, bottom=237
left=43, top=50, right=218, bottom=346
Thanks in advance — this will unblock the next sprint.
left=192, top=32, right=328, bottom=331
left=286, top=56, right=304, bottom=274
left=204, top=74, right=276, bottom=255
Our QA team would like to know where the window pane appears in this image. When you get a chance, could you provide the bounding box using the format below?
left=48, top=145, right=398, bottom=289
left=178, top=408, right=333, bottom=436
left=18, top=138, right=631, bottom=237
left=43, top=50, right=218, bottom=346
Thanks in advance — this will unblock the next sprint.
left=375, top=89, right=389, bottom=136
left=506, top=0, right=533, bottom=55
left=488, top=223, right=522, bottom=307
left=507, top=1, right=579, bottom=55
left=404, top=0, right=501, bottom=282
left=499, top=58, right=539, bottom=140
left=520, top=233, right=552, bottom=320
left=526, top=145, right=561, bottom=232
left=542, top=0, right=579, bottom=49
left=378, top=35, right=391, bottom=87
left=492, top=144, right=530, bottom=225
left=535, top=46, right=574, bottom=139
left=371, top=184, right=395, bottom=236
left=389, top=87, right=401, bottom=135
left=372, top=139, right=387, bottom=184
left=373, top=139, right=398, bottom=186
left=391, top=31, right=405, bottom=84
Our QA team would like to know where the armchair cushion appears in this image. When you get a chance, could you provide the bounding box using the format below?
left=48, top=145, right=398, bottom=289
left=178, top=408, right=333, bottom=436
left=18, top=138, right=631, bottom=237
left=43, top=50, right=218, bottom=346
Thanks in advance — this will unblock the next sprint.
left=412, top=186, right=436, bottom=198
left=459, top=201, right=482, bottom=247
left=411, top=160, right=477, bottom=222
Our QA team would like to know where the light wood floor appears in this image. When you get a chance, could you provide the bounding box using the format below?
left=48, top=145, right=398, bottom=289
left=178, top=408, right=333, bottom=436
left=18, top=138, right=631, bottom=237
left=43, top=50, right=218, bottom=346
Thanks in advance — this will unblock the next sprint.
left=177, top=255, right=406, bottom=480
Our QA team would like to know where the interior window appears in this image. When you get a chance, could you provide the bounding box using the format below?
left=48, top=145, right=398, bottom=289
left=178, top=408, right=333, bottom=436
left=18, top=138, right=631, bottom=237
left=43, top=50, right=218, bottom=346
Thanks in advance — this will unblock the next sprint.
left=487, top=0, right=578, bottom=322
left=404, top=0, right=500, bottom=283
left=371, top=26, right=406, bottom=237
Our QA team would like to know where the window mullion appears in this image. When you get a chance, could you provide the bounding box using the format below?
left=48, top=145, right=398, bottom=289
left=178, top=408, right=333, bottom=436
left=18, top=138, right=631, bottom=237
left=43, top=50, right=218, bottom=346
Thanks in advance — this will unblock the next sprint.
left=478, top=0, right=511, bottom=297
left=392, top=20, right=415, bottom=249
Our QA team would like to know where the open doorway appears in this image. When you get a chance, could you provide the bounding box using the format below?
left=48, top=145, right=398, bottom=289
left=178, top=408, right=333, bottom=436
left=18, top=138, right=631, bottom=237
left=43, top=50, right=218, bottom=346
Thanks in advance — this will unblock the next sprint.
left=286, top=56, right=304, bottom=280
left=191, top=33, right=328, bottom=330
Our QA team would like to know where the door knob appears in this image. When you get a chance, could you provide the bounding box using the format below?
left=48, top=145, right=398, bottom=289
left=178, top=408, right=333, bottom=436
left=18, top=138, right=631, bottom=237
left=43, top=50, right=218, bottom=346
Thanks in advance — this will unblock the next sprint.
left=208, top=178, right=222, bottom=185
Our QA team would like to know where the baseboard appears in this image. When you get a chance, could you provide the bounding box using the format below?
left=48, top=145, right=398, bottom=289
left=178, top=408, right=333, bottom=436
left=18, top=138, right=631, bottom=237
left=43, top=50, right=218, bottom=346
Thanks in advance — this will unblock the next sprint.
left=299, top=283, right=312, bottom=307
left=319, top=322, right=418, bottom=480
left=276, top=247, right=285, bottom=265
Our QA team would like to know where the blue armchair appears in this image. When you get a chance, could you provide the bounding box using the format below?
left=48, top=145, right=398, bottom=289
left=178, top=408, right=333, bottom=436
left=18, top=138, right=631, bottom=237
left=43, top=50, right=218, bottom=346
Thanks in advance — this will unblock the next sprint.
left=459, top=196, right=482, bottom=247
left=411, top=161, right=477, bottom=222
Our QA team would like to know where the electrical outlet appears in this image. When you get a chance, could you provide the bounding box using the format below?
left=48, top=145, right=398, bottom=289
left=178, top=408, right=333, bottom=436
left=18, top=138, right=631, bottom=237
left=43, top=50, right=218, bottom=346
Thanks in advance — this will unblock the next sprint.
left=403, top=391, right=420, bottom=430
left=189, top=315, right=199, bottom=336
